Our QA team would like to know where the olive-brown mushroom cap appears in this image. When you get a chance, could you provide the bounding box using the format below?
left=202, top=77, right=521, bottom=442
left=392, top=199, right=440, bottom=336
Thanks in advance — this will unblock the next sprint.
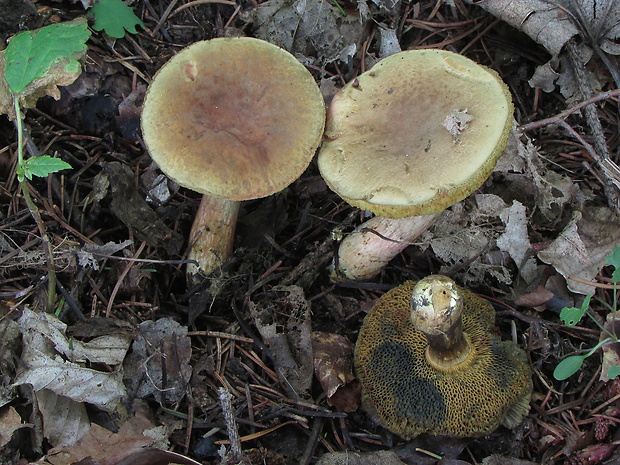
left=141, top=37, right=325, bottom=201
left=354, top=280, right=532, bottom=439
left=318, top=49, right=513, bottom=219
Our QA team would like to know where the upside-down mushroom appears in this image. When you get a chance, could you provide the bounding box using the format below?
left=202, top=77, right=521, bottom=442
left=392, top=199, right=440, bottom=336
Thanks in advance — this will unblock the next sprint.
left=318, top=49, right=513, bottom=280
left=354, top=275, right=532, bottom=438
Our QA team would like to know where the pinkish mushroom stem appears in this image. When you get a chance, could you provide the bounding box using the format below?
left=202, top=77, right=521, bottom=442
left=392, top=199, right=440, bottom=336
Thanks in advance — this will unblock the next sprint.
left=336, top=213, right=439, bottom=281
left=187, top=196, right=240, bottom=277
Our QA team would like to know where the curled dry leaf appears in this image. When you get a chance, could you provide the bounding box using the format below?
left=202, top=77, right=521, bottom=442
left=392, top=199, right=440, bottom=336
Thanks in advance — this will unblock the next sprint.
left=312, top=331, right=361, bottom=412
left=462, top=0, right=579, bottom=56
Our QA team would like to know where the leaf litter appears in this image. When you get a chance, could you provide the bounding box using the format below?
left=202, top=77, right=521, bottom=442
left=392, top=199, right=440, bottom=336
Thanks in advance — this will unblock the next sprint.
left=1, top=0, right=620, bottom=464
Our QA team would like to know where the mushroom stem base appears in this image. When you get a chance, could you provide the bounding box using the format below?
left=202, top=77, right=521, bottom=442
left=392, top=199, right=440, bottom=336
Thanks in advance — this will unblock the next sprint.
left=187, top=195, right=240, bottom=277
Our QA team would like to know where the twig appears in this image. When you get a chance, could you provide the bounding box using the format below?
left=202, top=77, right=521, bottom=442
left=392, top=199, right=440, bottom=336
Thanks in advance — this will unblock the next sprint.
left=519, top=88, right=620, bottom=133
left=218, top=387, right=244, bottom=462
left=106, top=241, right=146, bottom=317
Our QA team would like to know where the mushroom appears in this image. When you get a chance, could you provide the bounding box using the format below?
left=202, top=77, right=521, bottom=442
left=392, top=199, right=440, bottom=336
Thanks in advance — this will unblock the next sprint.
left=354, top=275, right=532, bottom=439
left=141, top=37, right=325, bottom=276
left=318, top=49, right=513, bottom=280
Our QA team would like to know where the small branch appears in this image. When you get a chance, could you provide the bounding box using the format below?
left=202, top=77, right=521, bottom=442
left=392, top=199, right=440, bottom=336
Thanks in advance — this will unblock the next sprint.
left=519, top=88, right=620, bottom=133
left=218, top=387, right=244, bottom=463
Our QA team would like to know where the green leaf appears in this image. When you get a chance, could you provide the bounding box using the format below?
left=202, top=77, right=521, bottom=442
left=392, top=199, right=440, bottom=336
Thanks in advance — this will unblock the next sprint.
left=559, top=295, right=592, bottom=327
left=90, top=0, right=145, bottom=39
left=4, top=19, right=90, bottom=94
left=606, top=246, right=620, bottom=282
left=554, top=355, right=585, bottom=380
left=21, top=156, right=72, bottom=181
left=608, top=364, right=620, bottom=379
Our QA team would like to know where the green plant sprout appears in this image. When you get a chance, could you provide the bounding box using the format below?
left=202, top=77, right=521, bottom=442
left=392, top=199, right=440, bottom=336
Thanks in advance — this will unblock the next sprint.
left=2, top=18, right=91, bottom=311
left=89, top=0, right=144, bottom=39
left=554, top=246, right=620, bottom=381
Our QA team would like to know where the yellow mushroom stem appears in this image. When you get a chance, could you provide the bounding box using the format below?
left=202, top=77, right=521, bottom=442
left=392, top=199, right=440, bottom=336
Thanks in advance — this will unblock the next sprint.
left=336, top=213, right=440, bottom=281
left=410, top=275, right=473, bottom=371
left=186, top=195, right=240, bottom=278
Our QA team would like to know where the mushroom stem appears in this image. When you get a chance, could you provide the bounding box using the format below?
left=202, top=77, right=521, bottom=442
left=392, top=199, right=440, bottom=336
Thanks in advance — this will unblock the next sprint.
left=410, top=275, right=472, bottom=371
left=423, top=320, right=472, bottom=371
left=187, top=195, right=240, bottom=277
left=335, top=213, right=440, bottom=280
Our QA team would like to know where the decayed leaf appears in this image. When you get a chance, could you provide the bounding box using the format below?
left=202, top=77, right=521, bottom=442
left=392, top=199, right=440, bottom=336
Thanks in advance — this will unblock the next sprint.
left=13, top=308, right=128, bottom=412
left=312, top=332, right=360, bottom=412
left=249, top=285, right=314, bottom=398
left=0, top=406, right=29, bottom=448
left=242, top=0, right=366, bottom=66
left=316, top=451, right=407, bottom=465
left=538, top=207, right=620, bottom=294
left=123, top=318, right=192, bottom=403
left=463, top=0, right=578, bottom=56
left=0, top=317, right=20, bottom=408
left=36, top=389, right=90, bottom=447
left=497, top=201, right=537, bottom=283
left=39, top=415, right=159, bottom=465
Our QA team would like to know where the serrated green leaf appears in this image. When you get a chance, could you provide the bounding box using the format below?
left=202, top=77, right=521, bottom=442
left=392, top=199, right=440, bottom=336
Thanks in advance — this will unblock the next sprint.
left=553, top=355, right=585, bottom=380
left=606, top=246, right=620, bottom=282
left=559, top=295, right=592, bottom=327
left=608, top=364, right=620, bottom=379
left=4, top=19, right=91, bottom=94
left=90, top=0, right=145, bottom=39
left=22, top=156, right=72, bottom=180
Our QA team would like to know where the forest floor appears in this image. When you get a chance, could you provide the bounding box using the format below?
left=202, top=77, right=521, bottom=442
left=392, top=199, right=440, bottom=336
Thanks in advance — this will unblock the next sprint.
left=1, top=0, right=620, bottom=464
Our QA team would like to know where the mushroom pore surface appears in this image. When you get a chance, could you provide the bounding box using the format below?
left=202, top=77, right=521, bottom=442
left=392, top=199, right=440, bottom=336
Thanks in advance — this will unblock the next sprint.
left=354, top=278, right=532, bottom=438
left=141, top=37, right=325, bottom=201
left=318, top=49, right=513, bottom=218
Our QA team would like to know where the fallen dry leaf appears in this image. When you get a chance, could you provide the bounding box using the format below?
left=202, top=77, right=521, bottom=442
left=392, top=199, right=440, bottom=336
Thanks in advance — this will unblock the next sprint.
left=123, top=318, right=192, bottom=404
left=463, top=0, right=578, bottom=56
left=537, top=207, right=620, bottom=294
left=36, top=389, right=89, bottom=448
left=14, top=308, right=128, bottom=412
left=316, top=450, right=406, bottom=465
left=38, top=414, right=159, bottom=465
left=312, top=331, right=360, bottom=412
left=497, top=200, right=537, bottom=283
left=0, top=406, right=29, bottom=448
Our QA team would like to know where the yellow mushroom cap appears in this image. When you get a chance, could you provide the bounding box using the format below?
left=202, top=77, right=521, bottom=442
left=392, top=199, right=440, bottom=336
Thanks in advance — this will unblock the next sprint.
left=141, top=37, right=326, bottom=201
left=318, top=49, right=513, bottom=219
left=354, top=279, right=532, bottom=439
